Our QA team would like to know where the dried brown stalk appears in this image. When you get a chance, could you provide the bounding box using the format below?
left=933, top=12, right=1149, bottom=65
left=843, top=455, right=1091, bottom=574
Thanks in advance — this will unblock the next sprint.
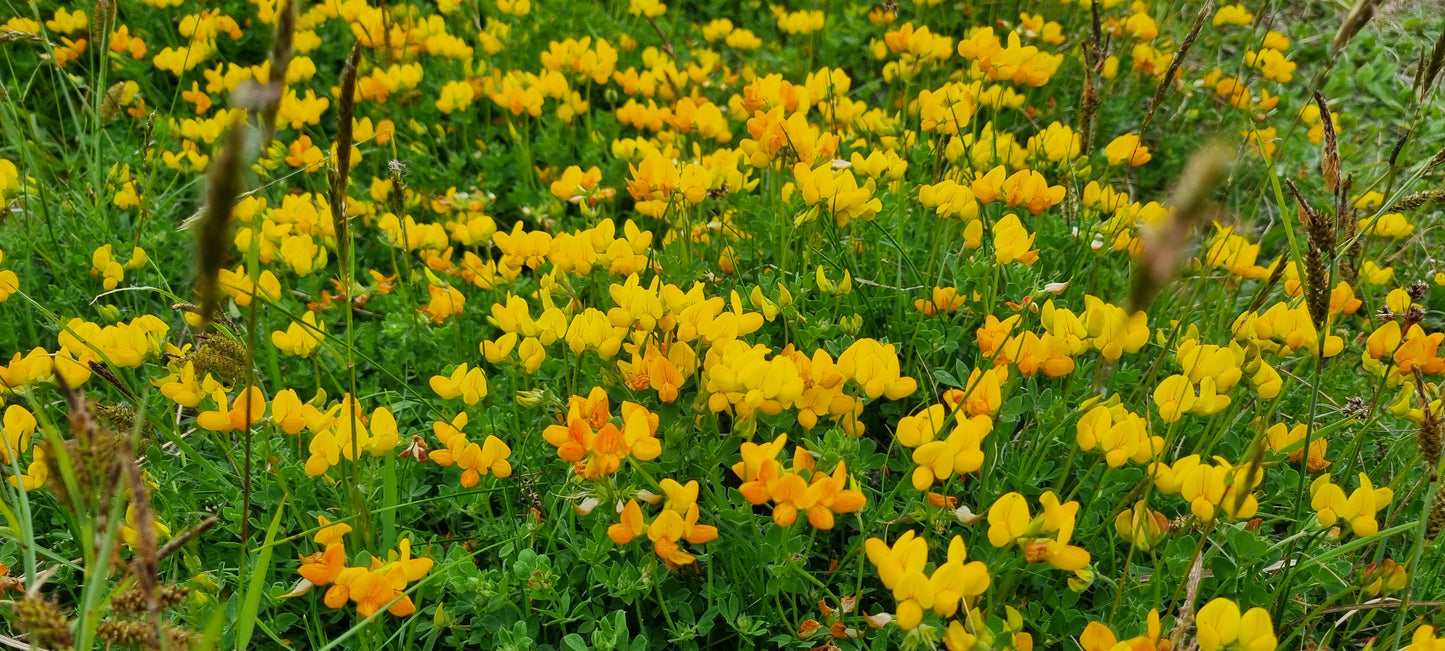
left=1141, top=0, right=1214, bottom=134
left=1078, top=1, right=1105, bottom=154
left=121, top=435, right=163, bottom=643
left=157, top=516, right=221, bottom=561
left=1421, top=26, right=1445, bottom=101
left=258, top=0, right=295, bottom=152
left=195, top=113, right=246, bottom=333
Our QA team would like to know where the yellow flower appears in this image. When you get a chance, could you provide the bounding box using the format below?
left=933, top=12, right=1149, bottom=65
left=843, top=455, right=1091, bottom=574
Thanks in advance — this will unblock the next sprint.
left=314, top=515, right=352, bottom=547
left=1083, top=296, right=1149, bottom=361
left=120, top=504, right=171, bottom=549
left=646, top=501, right=718, bottom=568
left=1360, top=260, right=1394, bottom=286
left=915, top=286, right=966, bottom=316
left=1359, top=559, right=1409, bottom=596
left=628, top=0, right=666, bottom=17
left=158, top=361, right=219, bottom=408
left=566, top=308, right=627, bottom=359
left=702, top=340, right=805, bottom=419
left=815, top=266, right=852, bottom=296
left=1001, top=170, right=1066, bottom=215
left=1150, top=375, right=1196, bottom=424
left=1075, top=404, right=1163, bottom=467
left=197, top=386, right=267, bottom=433
left=279, top=234, right=327, bottom=276
left=791, top=162, right=881, bottom=227
left=838, top=338, right=918, bottom=400
left=1152, top=454, right=1261, bottom=522
left=918, top=179, right=980, bottom=221
left=864, top=530, right=931, bottom=628
left=776, top=9, right=825, bottom=35
left=549, top=165, right=610, bottom=205
left=431, top=429, right=512, bottom=486
left=0, top=159, right=20, bottom=199
left=1104, top=133, right=1151, bottom=166
left=272, top=311, right=325, bottom=357
left=91, top=244, right=125, bottom=290
left=271, top=388, right=321, bottom=435
left=1212, top=4, right=1254, bottom=27
left=0, top=249, right=16, bottom=303
left=987, top=491, right=1090, bottom=570
left=1405, top=626, right=1445, bottom=651
left=2, top=405, right=37, bottom=464
left=436, top=80, right=476, bottom=114
left=1246, top=48, right=1296, bottom=83
left=1081, top=609, right=1169, bottom=651
left=608, top=499, right=646, bottom=544
left=421, top=283, right=466, bottom=324
left=909, top=413, right=990, bottom=490
left=218, top=266, right=282, bottom=307
left=992, top=214, right=1039, bottom=265
left=429, top=363, right=489, bottom=406
left=298, top=542, right=348, bottom=598
left=496, top=0, right=531, bottom=16
left=1310, top=472, right=1392, bottom=537
left=345, top=565, right=416, bottom=617
left=542, top=394, right=661, bottom=478
left=1114, top=501, right=1169, bottom=551
left=45, top=7, right=88, bottom=34
left=1265, top=422, right=1329, bottom=472
left=1205, top=225, right=1271, bottom=279
left=1361, top=212, right=1413, bottom=238
left=1195, top=598, right=1276, bottom=651
left=928, top=536, right=990, bottom=618
left=10, top=445, right=48, bottom=490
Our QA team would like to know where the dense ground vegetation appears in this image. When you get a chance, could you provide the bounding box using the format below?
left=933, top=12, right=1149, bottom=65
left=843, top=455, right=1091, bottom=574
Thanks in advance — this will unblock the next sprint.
left=2, top=0, right=1445, bottom=649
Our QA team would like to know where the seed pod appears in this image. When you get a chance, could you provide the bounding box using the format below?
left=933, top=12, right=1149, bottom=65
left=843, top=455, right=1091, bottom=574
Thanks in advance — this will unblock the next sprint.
left=100, top=81, right=127, bottom=121
left=1315, top=91, right=1340, bottom=195
left=1286, top=180, right=1333, bottom=327
left=13, top=595, right=74, bottom=649
left=196, top=113, right=246, bottom=333
left=1415, top=371, right=1442, bottom=472
left=187, top=334, right=250, bottom=384
left=97, top=618, right=150, bottom=646
left=112, top=585, right=190, bottom=614
left=330, top=43, right=363, bottom=277
left=0, top=28, right=44, bottom=45
left=91, top=0, right=115, bottom=45
left=1389, top=190, right=1445, bottom=212
left=1427, top=488, right=1445, bottom=541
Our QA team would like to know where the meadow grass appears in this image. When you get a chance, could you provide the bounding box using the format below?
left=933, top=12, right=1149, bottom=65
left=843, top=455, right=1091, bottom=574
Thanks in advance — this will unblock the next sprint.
left=1, top=0, right=1445, bottom=649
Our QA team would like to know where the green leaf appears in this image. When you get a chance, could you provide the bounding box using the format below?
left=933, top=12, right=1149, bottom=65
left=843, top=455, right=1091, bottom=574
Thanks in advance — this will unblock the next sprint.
left=235, top=498, right=286, bottom=651
left=561, top=633, right=589, bottom=651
